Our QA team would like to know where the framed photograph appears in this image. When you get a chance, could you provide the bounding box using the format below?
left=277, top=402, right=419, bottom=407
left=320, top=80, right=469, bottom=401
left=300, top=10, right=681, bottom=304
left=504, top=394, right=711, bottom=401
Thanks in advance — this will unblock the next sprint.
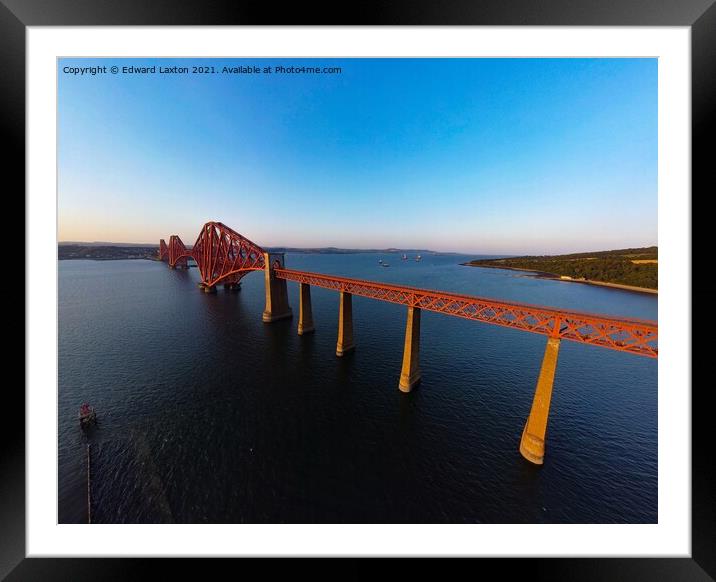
left=9, top=0, right=710, bottom=579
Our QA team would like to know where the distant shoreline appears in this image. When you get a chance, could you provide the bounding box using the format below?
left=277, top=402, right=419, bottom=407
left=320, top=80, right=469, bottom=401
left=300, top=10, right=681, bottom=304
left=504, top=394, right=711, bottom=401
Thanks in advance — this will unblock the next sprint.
left=58, top=257, right=159, bottom=261
left=462, top=263, right=658, bottom=295
left=58, top=243, right=457, bottom=256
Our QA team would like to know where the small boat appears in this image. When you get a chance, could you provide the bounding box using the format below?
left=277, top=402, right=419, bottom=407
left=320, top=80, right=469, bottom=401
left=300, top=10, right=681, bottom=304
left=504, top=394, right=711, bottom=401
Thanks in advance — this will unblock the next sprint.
left=378, top=259, right=383, bottom=264
left=401, top=254, right=407, bottom=260
left=79, top=403, right=97, bottom=429
left=381, top=262, right=390, bottom=267
left=415, top=254, right=422, bottom=261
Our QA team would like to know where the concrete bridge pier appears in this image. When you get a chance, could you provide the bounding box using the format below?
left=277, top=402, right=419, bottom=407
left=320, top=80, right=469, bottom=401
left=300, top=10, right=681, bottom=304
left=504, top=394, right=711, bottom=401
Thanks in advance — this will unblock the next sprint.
left=336, top=291, right=355, bottom=356
left=519, top=336, right=561, bottom=465
left=298, top=283, right=315, bottom=335
left=262, top=252, right=292, bottom=322
left=399, top=306, right=421, bottom=392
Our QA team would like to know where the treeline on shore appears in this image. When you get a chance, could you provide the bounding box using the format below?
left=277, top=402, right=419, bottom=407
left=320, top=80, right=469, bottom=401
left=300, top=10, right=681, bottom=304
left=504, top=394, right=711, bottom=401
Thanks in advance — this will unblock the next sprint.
left=468, top=246, right=657, bottom=290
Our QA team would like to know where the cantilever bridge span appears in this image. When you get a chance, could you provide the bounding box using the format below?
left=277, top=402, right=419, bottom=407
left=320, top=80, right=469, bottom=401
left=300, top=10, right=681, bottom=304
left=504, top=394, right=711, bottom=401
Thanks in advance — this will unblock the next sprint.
left=159, top=221, right=658, bottom=465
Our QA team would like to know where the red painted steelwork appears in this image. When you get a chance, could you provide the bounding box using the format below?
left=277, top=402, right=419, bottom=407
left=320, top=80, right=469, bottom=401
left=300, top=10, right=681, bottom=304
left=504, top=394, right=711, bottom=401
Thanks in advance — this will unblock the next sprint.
left=168, top=235, right=190, bottom=268
left=190, top=221, right=265, bottom=287
left=160, top=222, right=657, bottom=357
left=159, top=239, right=168, bottom=261
left=274, top=268, right=658, bottom=358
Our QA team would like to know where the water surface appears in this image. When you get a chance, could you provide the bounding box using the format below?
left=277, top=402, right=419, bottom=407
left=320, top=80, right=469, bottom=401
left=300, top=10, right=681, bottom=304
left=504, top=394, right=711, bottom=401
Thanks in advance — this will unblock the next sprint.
left=58, top=253, right=657, bottom=523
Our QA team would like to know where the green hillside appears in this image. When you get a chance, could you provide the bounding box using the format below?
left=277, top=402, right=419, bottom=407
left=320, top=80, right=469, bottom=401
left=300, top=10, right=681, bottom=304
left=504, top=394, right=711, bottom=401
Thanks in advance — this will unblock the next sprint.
left=467, top=247, right=657, bottom=290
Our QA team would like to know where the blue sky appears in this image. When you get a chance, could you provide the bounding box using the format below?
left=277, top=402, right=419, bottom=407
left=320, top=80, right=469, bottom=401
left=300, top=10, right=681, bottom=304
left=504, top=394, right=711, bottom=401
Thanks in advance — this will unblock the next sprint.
left=58, top=58, right=657, bottom=254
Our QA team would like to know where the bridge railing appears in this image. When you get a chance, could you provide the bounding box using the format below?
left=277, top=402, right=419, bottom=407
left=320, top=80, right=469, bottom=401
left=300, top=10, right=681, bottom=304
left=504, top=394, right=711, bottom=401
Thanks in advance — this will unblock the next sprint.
left=274, top=267, right=657, bottom=358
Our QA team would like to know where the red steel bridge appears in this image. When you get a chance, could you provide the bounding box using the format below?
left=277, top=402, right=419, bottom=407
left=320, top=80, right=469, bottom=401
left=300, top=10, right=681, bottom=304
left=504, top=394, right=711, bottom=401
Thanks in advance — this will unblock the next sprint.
left=160, top=221, right=658, bottom=465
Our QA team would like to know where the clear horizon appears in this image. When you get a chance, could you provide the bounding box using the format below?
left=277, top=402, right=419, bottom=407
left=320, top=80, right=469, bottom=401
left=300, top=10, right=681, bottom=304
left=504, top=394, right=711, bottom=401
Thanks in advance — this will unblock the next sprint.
left=56, top=238, right=658, bottom=257
left=58, top=58, right=657, bottom=255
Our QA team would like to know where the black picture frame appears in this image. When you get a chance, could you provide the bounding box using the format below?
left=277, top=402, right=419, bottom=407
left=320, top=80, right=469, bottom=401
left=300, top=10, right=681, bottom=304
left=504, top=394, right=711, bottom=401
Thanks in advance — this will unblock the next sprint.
left=5, top=1, right=709, bottom=579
